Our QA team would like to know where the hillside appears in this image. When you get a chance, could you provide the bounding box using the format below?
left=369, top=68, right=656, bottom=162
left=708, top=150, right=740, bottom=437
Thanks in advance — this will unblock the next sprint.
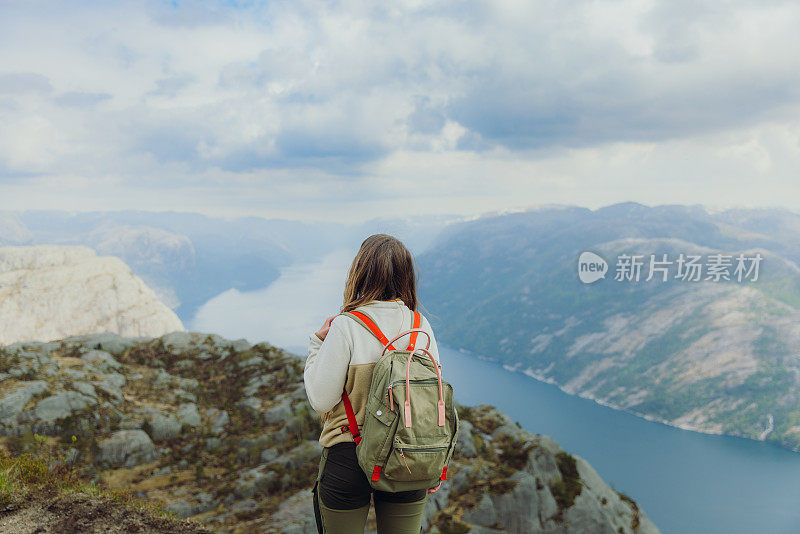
left=418, top=202, right=800, bottom=451
left=0, top=245, right=185, bottom=346
left=0, top=332, right=658, bottom=533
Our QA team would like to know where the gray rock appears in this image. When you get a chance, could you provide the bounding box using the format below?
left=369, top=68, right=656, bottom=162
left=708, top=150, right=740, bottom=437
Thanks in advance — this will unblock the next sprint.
left=119, top=413, right=145, bottom=430
left=462, top=493, right=496, bottom=527
left=81, top=349, right=122, bottom=371
left=235, top=466, right=277, bottom=499
left=91, top=377, right=125, bottom=404
left=173, top=388, right=197, bottom=403
left=262, top=398, right=293, bottom=424
left=231, top=338, right=252, bottom=352
left=237, top=396, right=261, bottom=416
left=205, top=437, right=223, bottom=451
left=167, top=499, right=196, bottom=518
left=97, top=429, right=157, bottom=467
left=160, top=331, right=196, bottom=353
left=34, top=391, right=97, bottom=423
left=147, top=412, right=182, bottom=441
left=71, top=381, right=97, bottom=398
left=230, top=499, right=257, bottom=513
left=455, top=420, right=477, bottom=458
left=270, top=489, right=317, bottom=534
left=242, top=373, right=274, bottom=396
left=62, top=332, right=143, bottom=355
left=0, top=380, right=48, bottom=429
left=237, top=356, right=265, bottom=368
left=175, top=360, right=194, bottom=371
left=260, top=448, right=278, bottom=463
left=206, top=409, right=229, bottom=435
left=177, top=402, right=201, bottom=429
left=277, top=440, right=322, bottom=471
left=196, top=492, right=216, bottom=514
left=448, top=464, right=474, bottom=494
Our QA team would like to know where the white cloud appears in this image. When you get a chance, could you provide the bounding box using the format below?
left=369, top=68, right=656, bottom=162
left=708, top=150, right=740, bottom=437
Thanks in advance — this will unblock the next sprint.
left=1, top=0, right=799, bottom=219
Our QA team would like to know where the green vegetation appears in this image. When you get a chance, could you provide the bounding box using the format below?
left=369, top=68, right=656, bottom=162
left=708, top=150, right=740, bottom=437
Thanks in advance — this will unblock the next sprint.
left=549, top=451, right=583, bottom=523
left=0, top=446, right=172, bottom=520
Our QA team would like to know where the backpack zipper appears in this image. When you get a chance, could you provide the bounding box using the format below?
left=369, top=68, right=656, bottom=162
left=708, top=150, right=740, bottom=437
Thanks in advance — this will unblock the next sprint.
left=399, top=448, right=412, bottom=474
left=388, top=378, right=440, bottom=389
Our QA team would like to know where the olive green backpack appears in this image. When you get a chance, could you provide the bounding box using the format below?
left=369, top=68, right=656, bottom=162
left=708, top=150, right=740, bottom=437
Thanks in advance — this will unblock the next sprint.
left=338, top=308, right=459, bottom=492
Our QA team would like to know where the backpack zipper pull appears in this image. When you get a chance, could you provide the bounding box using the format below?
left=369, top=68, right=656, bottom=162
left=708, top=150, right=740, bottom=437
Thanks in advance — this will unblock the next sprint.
left=388, top=385, right=394, bottom=411
left=399, top=448, right=412, bottom=474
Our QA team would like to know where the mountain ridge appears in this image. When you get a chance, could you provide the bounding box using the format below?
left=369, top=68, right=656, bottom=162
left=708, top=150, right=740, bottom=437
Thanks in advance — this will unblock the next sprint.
left=418, top=203, right=800, bottom=451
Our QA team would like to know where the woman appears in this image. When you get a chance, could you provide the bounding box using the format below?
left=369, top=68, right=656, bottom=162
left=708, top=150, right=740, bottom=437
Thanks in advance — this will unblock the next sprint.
left=304, top=234, right=440, bottom=534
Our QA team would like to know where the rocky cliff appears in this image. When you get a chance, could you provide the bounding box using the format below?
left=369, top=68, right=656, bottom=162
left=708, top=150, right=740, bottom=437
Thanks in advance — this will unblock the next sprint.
left=0, top=245, right=185, bottom=346
left=0, top=332, right=658, bottom=533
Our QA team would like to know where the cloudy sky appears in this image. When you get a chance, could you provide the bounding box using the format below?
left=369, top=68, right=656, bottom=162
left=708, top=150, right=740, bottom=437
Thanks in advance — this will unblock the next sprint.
left=1, top=0, right=799, bottom=222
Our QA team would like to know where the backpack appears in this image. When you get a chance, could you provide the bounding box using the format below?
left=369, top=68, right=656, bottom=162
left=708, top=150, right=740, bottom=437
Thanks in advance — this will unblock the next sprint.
left=338, top=308, right=459, bottom=493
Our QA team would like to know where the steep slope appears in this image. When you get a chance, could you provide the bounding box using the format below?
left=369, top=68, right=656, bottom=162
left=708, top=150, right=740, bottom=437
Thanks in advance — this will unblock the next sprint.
left=0, top=245, right=184, bottom=346
left=418, top=203, right=800, bottom=450
left=0, top=332, right=658, bottom=533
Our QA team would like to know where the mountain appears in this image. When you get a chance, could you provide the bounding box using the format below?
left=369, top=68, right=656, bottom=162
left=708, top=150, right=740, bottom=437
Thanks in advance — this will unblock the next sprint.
left=0, top=245, right=184, bottom=346
left=14, top=211, right=290, bottom=320
left=418, top=202, right=800, bottom=451
left=7, top=210, right=462, bottom=323
left=0, top=331, right=658, bottom=533
left=0, top=211, right=33, bottom=245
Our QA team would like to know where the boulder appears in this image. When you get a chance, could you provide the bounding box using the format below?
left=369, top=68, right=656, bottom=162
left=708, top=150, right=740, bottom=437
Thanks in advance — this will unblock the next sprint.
left=455, top=420, right=477, bottom=457
left=81, top=349, right=122, bottom=371
left=147, top=412, right=182, bottom=441
left=34, top=391, right=97, bottom=423
left=177, top=403, right=201, bottom=429
left=97, top=429, right=157, bottom=467
left=206, top=409, right=229, bottom=435
left=0, top=380, right=49, bottom=430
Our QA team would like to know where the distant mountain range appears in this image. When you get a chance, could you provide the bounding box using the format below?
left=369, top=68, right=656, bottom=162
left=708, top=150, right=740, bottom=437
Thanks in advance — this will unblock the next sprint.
left=7, top=203, right=800, bottom=453
left=418, top=202, right=800, bottom=451
left=1, top=210, right=460, bottom=322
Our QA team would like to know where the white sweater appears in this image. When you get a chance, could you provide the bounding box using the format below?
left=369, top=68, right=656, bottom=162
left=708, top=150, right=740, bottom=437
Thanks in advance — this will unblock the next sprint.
left=304, top=298, right=441, bottom=432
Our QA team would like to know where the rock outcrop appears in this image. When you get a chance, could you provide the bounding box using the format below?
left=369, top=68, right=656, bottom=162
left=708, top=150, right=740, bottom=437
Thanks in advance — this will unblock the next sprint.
left=0, top=332, right=658, bottom=533
left=0, top=245, right=184, bottom=346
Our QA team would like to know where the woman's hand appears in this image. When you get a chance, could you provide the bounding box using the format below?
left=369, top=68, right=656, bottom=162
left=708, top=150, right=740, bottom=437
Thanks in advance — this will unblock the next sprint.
left=427, top=482, right=442, bottom=494
left=315, top=315, right=337, bottom=341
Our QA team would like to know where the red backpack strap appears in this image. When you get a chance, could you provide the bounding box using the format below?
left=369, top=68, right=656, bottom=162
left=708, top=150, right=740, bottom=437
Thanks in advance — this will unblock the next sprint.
left=339, top=310, right=390, bottom=446
left=407, top=310, right=421, bottom=350
left=341, top=388, right=361, bottom=445
left=342, top=310, right=396, bottom=351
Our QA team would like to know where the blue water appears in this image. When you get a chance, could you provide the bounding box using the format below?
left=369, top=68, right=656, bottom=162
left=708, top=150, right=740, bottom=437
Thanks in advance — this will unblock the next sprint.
left=440, top=345, right=800, bottom=534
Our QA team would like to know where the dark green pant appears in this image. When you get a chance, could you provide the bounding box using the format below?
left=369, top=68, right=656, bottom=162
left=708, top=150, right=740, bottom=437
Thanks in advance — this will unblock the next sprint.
left=313, top=443, right=428, bottom=533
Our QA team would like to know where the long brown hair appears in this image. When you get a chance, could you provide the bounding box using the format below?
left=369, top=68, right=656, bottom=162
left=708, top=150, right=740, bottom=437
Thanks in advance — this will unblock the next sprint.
left=341, top=234, right=418, bottom=312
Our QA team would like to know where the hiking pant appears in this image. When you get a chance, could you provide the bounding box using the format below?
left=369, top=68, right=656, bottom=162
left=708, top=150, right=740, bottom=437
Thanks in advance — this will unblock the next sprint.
left=313, top=442, right=428, bottom=533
